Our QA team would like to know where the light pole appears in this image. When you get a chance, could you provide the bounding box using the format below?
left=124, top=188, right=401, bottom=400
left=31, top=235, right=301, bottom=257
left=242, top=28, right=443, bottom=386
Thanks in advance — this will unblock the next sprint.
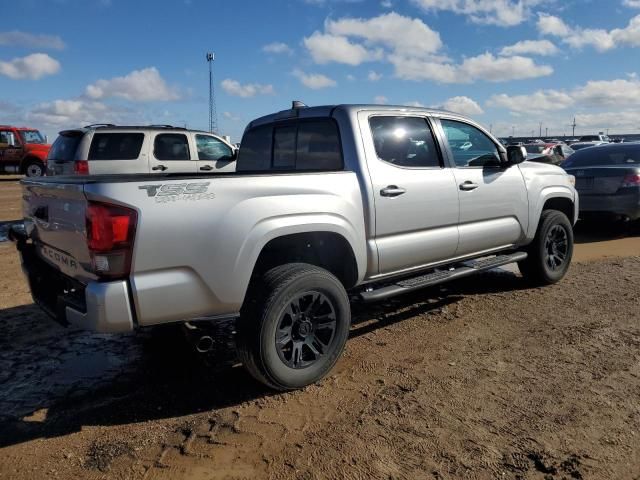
left=206, top=52, right=218, bottom=133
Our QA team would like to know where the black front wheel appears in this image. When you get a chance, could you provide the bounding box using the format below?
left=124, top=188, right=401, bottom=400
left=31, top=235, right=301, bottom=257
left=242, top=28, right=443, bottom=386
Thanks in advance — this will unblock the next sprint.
left=238, top=263, right=351, bottom=391
left=24, top=161, right=45, bottom=177
left=519, top=210, right=574, bottom=285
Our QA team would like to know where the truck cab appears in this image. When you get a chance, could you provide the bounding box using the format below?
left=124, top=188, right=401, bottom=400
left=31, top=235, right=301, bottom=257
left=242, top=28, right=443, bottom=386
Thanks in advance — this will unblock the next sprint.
left=0, top=126, right=50, bottom=177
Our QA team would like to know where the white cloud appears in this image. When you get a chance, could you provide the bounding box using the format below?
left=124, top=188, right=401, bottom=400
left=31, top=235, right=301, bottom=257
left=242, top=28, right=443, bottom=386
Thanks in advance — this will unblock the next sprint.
left=623, top=0, right=640, bottom=7
left=500, top=39, right=559, bottom=56
left=381, top=0, right=393, bottom=7
left=303, top=32, right=382, bottom=65
left=304, top=12, right=550, bottom=84
left=220, top=78, right=274, bottom=97
left=222, top=111, right=241, bottom=121
left=325, top=12, right=443, bottom=58
left=27, top=99, right=134, bottom=128
left=390, top=52, right=553, bottom=83
left=374, top=95, right=388, bottom=104
left=487, top=77, right=640, bottom=114
left=0, top=53, right=60, bottom=80
left=86, top=67, right=179, bottom=101
left=0, top=31, right=65, bottom=50
left=487, top=90, right=574, bottom=113
left=292, top=69, right=337, bottom=89
left=439, top=96, right=484, bottom=115
left=368, top=70, right=383, bottom=81
left=262, top=42, right=293, bottom=55
left=346, top=74, right=356, bottom=81
left=411, top=0, right=545, bottom=26
left=403, top=100, right=425, bottom=107
left=537, top=13, right=640, bottom=51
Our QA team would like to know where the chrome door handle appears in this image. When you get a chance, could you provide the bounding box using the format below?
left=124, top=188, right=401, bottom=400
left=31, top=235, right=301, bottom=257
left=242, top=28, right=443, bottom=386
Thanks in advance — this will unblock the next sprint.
left=459, top=181, right=479, bottom=191
left=380, top=185, right=406, bottom=197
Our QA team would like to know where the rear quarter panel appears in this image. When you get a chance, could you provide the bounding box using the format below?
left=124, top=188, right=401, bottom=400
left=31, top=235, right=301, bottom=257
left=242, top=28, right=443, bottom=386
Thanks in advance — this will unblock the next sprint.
left=84, top=172, right=366, bottom=326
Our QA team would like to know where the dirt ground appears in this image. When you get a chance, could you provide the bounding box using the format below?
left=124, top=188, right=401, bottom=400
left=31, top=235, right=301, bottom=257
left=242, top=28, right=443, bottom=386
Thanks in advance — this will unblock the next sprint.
left=0, top=178, right=639, bottom=480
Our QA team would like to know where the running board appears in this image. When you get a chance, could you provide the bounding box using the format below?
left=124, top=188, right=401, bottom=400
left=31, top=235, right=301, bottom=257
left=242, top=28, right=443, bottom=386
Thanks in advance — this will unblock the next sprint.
left=359, top=252, right=528, bottom=303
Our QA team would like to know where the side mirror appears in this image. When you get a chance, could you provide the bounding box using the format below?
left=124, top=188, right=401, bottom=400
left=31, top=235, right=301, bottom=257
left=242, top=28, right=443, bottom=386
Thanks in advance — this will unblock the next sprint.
left=506, top=145, right=527, bottom=165
left=231, top=148, right=238, bottom=161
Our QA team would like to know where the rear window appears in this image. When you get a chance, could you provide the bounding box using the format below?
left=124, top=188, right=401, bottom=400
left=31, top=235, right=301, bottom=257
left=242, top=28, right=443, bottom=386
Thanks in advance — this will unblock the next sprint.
left=88, top=133, right=144, bottom=160
left=524, top=145, right=545, bottom=154
left=563, top=145, right=640, bottom=168
left=48, top=133, right=82, bottom=161
left=237, top=119, right=343, bottom=172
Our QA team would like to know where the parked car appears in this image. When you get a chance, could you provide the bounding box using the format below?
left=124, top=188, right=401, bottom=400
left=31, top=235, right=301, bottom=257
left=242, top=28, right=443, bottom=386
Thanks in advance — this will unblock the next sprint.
left=570, top=141, right=606, bottom=151
left=10, top=103, right=578, bottom=390
left=562, top=143, right=640, bottom=221
left=579, top=134, right=610, bottom=143
left=46, top=124, right=237, bottom=175
left=523, top=142, right=574, bottom=165
left=0, top=125, right=50, bottom=176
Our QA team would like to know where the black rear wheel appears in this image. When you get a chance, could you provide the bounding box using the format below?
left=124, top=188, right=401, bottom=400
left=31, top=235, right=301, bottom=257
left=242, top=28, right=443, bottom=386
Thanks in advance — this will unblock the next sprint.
left=238, top=263, right=350, bottom=391
left=519, top=210, right=574, bottom=285
left=24, top=160, right=44, bottom=177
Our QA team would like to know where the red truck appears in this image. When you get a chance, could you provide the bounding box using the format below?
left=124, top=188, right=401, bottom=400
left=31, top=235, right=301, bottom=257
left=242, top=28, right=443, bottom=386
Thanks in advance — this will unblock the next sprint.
left=0, top=125, right=50, bottom=177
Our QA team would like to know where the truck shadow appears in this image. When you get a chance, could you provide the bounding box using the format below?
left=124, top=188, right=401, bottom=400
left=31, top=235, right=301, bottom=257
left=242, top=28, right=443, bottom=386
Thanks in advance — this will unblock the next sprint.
left=0, top=269, right=528, bottom=448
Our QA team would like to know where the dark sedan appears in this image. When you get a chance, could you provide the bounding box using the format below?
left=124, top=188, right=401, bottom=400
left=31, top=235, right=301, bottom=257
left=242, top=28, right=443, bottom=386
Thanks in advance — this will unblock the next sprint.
left=562, top=143, right=640, bottom=221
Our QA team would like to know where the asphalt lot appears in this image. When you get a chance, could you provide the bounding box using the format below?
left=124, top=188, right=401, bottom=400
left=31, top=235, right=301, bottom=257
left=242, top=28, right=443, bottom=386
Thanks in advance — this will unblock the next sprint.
left=0, top=177, right=638, bottom=479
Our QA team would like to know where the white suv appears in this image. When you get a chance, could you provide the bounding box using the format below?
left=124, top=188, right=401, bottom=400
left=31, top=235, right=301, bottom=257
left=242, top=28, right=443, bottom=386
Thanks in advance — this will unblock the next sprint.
left=47, top=124, right=237, bottom=176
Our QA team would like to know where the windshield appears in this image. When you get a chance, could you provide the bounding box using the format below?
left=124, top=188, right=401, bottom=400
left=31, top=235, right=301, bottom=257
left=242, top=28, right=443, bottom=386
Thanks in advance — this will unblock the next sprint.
left=19, top=130, right=46, bottom=144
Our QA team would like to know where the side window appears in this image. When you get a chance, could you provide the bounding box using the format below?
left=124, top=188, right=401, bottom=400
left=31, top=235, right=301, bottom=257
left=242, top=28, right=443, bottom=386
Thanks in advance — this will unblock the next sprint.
left=0, top=131, right=17, bottom=147
left=273, top=125, right=296, bottom=169
left=237, top=125, right=272, bottom=171
left=296, top=120, right=342, bottom=170
left=441, top=119, right=500, bottom=167
left=369, top=116, right=441, bottom=168
left=195, top=134, right=233, bottom=161
left=154, top=134, right=190, bottom=161
left=88, top=133, right=144, bottom=160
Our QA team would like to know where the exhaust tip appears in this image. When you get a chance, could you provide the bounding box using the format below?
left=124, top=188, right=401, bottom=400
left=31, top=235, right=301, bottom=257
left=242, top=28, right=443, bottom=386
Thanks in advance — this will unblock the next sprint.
left=196, top=335, right=214, bottom=353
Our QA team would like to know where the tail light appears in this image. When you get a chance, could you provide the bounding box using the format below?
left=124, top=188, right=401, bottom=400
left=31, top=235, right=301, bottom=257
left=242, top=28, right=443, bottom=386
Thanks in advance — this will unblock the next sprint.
left=622, top=173, right=640, bottom=187
left=86, top=202, right=137, bottom=280
left=74, top=160, right=89, bottom=175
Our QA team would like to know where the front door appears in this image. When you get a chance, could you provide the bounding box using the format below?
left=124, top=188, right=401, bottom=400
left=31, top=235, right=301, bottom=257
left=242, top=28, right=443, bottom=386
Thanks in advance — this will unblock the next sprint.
left=149, top=132, right=197, bottom=174
left=437, top=118, right=529, bottom=257
left=193, top=133, right=235, bottom=173
left=360, top=113, right=460, bottom=276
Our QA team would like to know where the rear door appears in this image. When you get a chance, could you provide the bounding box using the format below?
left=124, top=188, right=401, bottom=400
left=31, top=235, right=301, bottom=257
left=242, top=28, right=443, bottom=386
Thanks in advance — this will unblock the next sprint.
left=437, top=118, right=528, bottom=257
left=46, top=131, right=84, bottom=175
left=149, top=132, right=197, bottom=174
left=359, top=112, right=460, bottom=276
left=193, top=133, right=236, bottom=173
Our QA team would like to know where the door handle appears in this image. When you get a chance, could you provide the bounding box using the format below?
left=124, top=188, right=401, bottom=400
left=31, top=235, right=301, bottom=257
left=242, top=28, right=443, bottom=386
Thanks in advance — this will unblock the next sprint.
left=152, top=165, right=168, bottom=171
left=380, top=185, right=406, bottom=197
left=459, top=181, right=479, bottom=191
left=199, top=165, right=213, bottom=171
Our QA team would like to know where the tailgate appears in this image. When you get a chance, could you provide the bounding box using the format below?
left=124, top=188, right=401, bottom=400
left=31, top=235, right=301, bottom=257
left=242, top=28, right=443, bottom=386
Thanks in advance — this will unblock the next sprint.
left=22, top=178, right=96, bottom=282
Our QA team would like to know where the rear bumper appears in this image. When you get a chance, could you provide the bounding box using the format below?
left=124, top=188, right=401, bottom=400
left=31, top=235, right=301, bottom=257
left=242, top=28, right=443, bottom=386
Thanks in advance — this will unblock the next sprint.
left=11, top=225, right=134, bottom=333
left=578, top=191, right=640, bottom=220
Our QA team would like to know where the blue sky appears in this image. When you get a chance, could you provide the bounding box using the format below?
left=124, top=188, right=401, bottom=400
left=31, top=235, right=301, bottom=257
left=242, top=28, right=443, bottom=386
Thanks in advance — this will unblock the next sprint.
left=1, top=0, right=640, bottom=141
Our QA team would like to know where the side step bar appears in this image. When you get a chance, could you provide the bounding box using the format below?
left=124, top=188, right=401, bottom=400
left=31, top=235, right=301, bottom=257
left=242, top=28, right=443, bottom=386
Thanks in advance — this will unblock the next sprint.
left=359, top=252, right=528, bottom=303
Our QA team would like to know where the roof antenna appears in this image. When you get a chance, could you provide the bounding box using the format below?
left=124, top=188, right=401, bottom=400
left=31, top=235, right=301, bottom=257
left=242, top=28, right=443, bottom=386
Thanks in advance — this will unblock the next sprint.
left=292, top=100, right=307, bottom=109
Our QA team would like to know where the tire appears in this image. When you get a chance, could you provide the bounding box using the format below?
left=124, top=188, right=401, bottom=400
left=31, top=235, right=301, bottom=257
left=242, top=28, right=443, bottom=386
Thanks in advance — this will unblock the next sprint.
left=238, top=263, right=351, bottom=391
left=24, top=160, right=44, bottom=177
left=518, top=210, right=574, bottom=285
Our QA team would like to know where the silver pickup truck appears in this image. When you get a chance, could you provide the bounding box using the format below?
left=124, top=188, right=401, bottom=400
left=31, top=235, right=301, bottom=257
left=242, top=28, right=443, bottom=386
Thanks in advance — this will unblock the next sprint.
left=11, top=103, right=578, bottom=390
